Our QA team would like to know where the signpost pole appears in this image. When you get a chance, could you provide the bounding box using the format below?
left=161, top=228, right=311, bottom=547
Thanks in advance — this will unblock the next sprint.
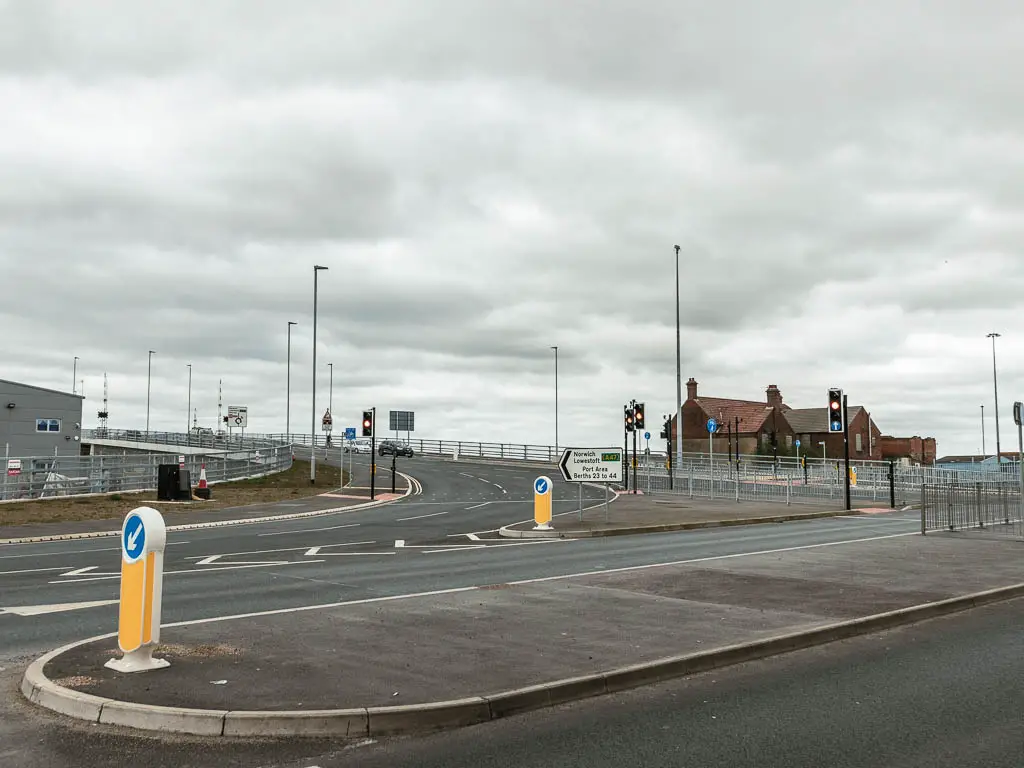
left=578, top=482, right=583, bottom=521
left=370, top=406, right=377, bottom=501
left=605, top=482, right=610, bottom=523
left=843, top=395, right=852, bottom=511
left=632, top=428, right=638, bottom=494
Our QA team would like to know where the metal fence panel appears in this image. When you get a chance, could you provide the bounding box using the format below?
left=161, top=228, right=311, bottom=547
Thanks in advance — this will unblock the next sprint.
left=921, top=482, right=1024, bottom=539
left=2, top=432, right=291, bottom=502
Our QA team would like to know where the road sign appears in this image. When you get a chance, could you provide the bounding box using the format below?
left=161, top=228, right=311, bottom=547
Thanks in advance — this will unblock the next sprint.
left=227, top=405, right=248, bottom=428
left=707, top=418, right=718, bottom=433
left=643, top=431, right=651, bottom=441
left=795, top=439, right=801, bottom=448
left=177, top=455, right=185, bottom=469
left=389, top=410, right=415, bottom=432
left=322, top=409, right=333, bottom=432
left=6, top=458, right=21, bottom=476
left=533, top=475, right=553, bottom=530
left=558, top=448, right=624, bottom=483
left=107, top=506, right=169, bottom=673
left=345, top=427, right=356, bottom=440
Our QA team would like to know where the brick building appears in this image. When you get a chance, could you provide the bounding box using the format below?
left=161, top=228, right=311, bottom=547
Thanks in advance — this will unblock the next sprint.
left=672, top=379, right=794, bottom=457
left=670, top=377, right=934, bottom=464
left=784, top=406, right=882, bottom=461
left=878, top=435, right=936, bottom=465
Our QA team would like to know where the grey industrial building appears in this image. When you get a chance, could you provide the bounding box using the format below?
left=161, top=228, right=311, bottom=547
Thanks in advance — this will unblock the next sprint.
left=1, top=379, right=85, bottom=459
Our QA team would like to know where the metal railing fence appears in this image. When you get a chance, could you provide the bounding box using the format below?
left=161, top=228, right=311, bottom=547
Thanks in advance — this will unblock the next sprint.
left=2, top=431, right=292, bottom=502
left=921, top=482, right=1024, bottom=539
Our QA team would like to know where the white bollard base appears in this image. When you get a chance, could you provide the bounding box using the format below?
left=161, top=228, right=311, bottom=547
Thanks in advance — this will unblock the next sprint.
left=533, top=523, right=553, bottom=530
left=104, top=646, right=170, bottom=674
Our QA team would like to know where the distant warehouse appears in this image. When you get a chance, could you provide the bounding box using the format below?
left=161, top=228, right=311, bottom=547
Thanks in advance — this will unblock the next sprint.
left=0, top=379, right=84, bottom=459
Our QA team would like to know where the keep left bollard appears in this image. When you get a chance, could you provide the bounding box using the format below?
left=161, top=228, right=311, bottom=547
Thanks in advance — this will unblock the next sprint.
left=105, top=506, right=169, bottom=673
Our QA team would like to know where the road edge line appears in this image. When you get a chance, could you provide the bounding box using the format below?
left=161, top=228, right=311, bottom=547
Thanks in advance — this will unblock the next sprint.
left=21, top=583, right=1024, bottom=737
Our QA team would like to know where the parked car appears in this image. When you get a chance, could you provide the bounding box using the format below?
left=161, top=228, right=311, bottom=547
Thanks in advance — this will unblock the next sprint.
left=378, top=439, right=414, bottom=457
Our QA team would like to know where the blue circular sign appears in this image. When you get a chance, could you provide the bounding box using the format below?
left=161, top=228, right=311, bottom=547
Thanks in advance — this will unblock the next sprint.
left=795, top=439, right=801, bottom=448
left=644, top=431, right=651, bottom=440
left=707, top=418, right=718, bottom=433
left=534, top=477, right=550, bottom=495
left=122, top=512, right=146, bottom=563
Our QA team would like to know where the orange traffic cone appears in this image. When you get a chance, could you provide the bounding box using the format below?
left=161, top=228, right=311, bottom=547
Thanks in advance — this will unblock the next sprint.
left=195, top=463, right=211, bottom=500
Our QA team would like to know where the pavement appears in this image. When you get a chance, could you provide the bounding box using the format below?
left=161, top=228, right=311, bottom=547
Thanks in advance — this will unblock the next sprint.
left=23, top=533, right=1023, bottom=737
left=499, top=491, right=894, bottom=538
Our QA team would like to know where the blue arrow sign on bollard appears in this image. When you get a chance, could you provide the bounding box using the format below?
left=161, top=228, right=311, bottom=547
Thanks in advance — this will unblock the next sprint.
left=707, top=418, right=718, bottom=433
left=534, top=476, right=549, bottom=495
left=122, top=512, right=146, bottom=564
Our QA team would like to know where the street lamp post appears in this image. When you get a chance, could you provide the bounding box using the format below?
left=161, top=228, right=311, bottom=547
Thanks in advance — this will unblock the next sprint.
left=328, top=362, right=333, bottom=415
left=981, top=404, right=986, bottom=458
left=146, top=350, right=155, bottom=434
left=674, top=245, right=682, bottom=483
left=988, top=333, right=1002, bottom=467
left=550, top=346, right=558, bottom=455
left=286, top=321, right=297, bottom=440
left=311, top=265, right=328, bottom=484
left=186, top=364, right=192, bottom=443
left=73, top=356, right=79, bottom=394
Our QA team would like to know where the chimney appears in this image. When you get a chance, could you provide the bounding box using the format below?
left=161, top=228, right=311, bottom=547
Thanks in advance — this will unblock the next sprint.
left=686, top=378, right=698, bottom=401
left=766, top=384, right=783, bottom=409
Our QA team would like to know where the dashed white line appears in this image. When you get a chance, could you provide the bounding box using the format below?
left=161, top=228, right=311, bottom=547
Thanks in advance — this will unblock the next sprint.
left=464, top=502, right=490, bottom=510
left=395, top=510, right=450, bottom=522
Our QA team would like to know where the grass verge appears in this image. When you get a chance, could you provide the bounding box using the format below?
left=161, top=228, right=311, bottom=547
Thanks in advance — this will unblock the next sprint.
left=0, top=460, right=346, bottom=528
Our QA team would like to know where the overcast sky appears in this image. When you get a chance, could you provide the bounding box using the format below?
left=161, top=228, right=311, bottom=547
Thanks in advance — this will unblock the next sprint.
left=2, top=1, right=1022, bottom=456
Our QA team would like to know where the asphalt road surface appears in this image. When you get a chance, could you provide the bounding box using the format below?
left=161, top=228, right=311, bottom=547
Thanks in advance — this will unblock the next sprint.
left=0, top=455, right=924, bottom=661
left=1, top=596, right=1018, bottom=768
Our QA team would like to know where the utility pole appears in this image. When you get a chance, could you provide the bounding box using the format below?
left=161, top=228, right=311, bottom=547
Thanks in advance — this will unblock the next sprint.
left=843, top=394, right=851, bottom=511
left=673, top=244, right=682, bottom=489
left=311, top=265, right=328, bottom=484
left=286, top=321, right=297, bottom=440
left=551, top=346, right=559, bottom=455
left=73, top=356, right=79, bottom=394
left=146, top=350, right=155, bottom=434
left=186, top=363, right=192, bottom=443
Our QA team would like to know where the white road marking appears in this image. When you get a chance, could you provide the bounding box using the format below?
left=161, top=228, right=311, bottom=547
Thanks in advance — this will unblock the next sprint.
left=0, top=599, right=120, bottom=617
left=196, top=555, right=290, bottom=566
left=464, top=502, right=490, bottom=510
left=395, top=510, right=450, bottom=522
left=158, top=530, right=925, bottom=629
left=257, top=522, right=360, bottom=538
left=458, top=473, right=475, bottom=478
left=394, top=539, right=405, bottom=548
left=0, top=540, right=191, bottom=561
left=466, top=533, right=481, bottom=541
left=0, top=566, right=70, bottom=576
left=50, top=560, right=327, bottom=583
left=60, top=566, right=100, bottom=577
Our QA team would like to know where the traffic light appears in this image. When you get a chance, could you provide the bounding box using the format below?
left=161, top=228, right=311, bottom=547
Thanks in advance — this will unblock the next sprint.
left=828, top=388, right=844, bottom=433
left=624, top=405, right=635, bottom=432
left=633, top=402, right=645, bottom=431
left=659, top=416, right=670, bottom=440
left=361, top=410, right=374, bottom=437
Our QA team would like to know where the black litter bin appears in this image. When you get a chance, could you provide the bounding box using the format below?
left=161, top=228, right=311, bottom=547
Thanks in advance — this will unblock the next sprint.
left=177, top=468, right=192, bottom=500
left=157, top=464, right=180, bottom=501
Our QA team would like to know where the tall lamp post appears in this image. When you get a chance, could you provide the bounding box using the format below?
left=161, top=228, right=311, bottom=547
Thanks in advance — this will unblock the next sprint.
left=286, top=321, right=297, bottom=440
left=311, top=265, right=328, bottom=484
left=550, top=346, right=559, bottom=454
left=328, top=362, right=334, bottom=415
left=186, top=364, right=192, bottom=443
left=146, top=350, right=155, bottom=434
left=73, top=356, right=79, bottom=394
left=981, top=404, right=986, bottom=458
left=674, top=245, right=683, bottom=478
left=988, top=332, right=1002, bottom=467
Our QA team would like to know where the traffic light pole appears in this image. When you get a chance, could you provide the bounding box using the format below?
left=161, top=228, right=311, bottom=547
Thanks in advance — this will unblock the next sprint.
left=626, top=428, right=634, bottom=493
left=370, top=406, right=376, bottom=501
left=842, top=395, right=851, bottom=511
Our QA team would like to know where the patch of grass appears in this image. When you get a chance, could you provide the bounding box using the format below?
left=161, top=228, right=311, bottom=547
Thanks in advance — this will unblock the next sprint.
left=0, top=460, right=348, bottom=528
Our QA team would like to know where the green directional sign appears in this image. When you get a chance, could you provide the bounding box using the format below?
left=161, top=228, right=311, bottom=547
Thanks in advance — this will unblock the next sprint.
left=601, top=452, right=620, bottom=462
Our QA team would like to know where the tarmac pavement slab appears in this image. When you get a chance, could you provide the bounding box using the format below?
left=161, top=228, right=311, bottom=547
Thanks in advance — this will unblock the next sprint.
left=38, top=534, right=1023, bottom=715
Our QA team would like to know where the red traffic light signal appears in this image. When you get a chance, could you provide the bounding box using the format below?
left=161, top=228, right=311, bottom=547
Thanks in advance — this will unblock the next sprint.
left=828, top=389, right=844, bottom=433
left=362, top=410, right=374, bottom=437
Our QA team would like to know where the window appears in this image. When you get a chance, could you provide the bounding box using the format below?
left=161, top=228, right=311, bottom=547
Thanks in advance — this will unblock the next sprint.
left=36, top=418, right=61, bottom=433
left=855, top=433, right=863, bottom=452
left=786, top=435, right=793, bottom=448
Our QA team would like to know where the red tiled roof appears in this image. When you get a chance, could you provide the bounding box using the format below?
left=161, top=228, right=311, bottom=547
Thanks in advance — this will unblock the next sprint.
left=693, top=397, right=777, bottom=432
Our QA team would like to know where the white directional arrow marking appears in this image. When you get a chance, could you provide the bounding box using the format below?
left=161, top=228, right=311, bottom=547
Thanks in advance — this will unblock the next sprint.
left=1, top=599, right=119, bottom=617
left=126, top=525, right=142, bottom=551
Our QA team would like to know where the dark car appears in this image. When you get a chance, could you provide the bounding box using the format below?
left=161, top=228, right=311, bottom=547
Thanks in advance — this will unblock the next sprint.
left=378, top=439, right=414, bottom=457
